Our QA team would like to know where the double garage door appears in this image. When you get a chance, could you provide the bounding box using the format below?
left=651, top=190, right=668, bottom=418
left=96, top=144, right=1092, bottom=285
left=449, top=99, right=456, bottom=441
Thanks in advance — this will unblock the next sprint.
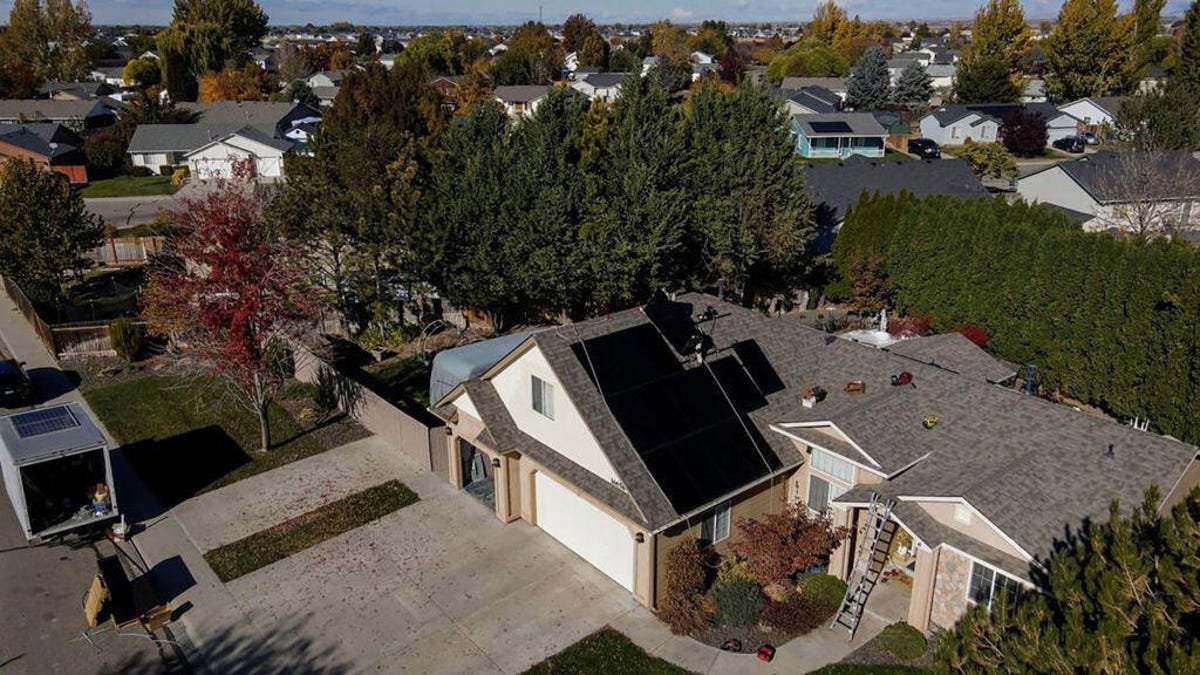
left=534, top=471, right=635, bottom=591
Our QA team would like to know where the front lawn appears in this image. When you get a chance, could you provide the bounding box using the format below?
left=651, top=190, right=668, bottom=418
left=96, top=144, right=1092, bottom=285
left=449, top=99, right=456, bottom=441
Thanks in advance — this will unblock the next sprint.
left=81, top=175, right=179, bottom=198
left=522, top=628, right=695, bottom=675
left=204, top=479, right=418, bottom=582
left=83, top=374, right=338, bottom=506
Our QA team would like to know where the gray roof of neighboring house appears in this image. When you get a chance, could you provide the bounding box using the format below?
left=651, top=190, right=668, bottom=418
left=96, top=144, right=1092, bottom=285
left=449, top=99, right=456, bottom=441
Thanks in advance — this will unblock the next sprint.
left=804, top=156, right=988, bottom=226
left=178, top=101, right=318, bottom=136
left=1051, top=150, right=1200, bottom=203
left=926, top=64, right=956, bottom=78
left=0, top=99, right=114, bottom=121
left=494, top=85, right=551, bottom=103
left=312, top=86, right=339, bottom=101
left=38, top=81, right=114, bottom=99
left=579, top=72, right=631, bottom=89
left=929, top=102, right=1073, bottom=127
left=885, top=333, right=1017, bottom=384
left=0, top=124, right=81, bottom=159
left=793, top=113, right=886, bottom=137
left=781, top=76, right=847, bottom=92
left=1089, top=96, right=1129, bottom=117
left=129, top=124, right=293, bottom=154
left=774, top=86, right=840, bottom=114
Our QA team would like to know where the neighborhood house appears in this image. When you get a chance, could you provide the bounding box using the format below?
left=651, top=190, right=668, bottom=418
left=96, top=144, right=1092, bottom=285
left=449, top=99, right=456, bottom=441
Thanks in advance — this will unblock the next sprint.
left=430, top=294, right=1200, bottom=631
left=791, top=113, right=887, bottom=159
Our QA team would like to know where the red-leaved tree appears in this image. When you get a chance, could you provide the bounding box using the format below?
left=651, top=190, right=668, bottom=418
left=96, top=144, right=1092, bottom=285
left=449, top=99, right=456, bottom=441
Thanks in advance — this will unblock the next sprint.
left=730, top=504, right=849, bottom=587
left=142, top=161, right=316, bottom=453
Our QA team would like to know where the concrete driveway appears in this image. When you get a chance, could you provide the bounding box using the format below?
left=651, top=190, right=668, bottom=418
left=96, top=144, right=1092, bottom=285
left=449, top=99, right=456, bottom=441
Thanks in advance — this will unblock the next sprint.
left=178, top=437, right=641, bottom=674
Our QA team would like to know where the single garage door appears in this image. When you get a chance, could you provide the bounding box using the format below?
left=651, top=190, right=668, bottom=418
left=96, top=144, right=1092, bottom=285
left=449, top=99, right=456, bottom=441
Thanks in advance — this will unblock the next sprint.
left=534, top=471, right=635, bottom=591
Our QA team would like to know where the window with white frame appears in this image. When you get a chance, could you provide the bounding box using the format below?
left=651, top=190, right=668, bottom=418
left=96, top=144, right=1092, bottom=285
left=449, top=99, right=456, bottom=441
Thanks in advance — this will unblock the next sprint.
left=531, top=375, right=554, bottom=419
left=699, top=500, right=731, bottom=545
left=809, top=448, right=855, bottom=483
left=967, top=561, right=1023, bottom=609
left=806, top=475, right=848, bottom=512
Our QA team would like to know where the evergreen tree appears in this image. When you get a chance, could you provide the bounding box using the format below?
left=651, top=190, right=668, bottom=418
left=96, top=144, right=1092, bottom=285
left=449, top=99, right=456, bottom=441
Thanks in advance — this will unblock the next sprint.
left=1133, top=0, right=1167, bottom=73
left=845, top=46, right=890, bottom=110
left=1044, top=0, right=1137, bottom=101
left=1116, top=85, right=1200, bottom=150
left=1173, top=0, right=1200, bottom=102
left=937, top=488, right=1200, bottom=673
left=891, top=61, right=933, bottom=108
left=0, top=0, right=92, bottom=82
left=953, top=55, right=1021, bottom=102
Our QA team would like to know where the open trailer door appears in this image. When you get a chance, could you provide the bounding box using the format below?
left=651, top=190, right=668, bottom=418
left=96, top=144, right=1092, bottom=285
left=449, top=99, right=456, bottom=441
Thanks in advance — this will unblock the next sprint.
left=0, top=403, right=117, bottom=542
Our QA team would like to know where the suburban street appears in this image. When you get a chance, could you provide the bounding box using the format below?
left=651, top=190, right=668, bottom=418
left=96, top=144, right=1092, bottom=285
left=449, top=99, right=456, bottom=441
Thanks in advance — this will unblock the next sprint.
left=83, top=195, right=175, bottom=229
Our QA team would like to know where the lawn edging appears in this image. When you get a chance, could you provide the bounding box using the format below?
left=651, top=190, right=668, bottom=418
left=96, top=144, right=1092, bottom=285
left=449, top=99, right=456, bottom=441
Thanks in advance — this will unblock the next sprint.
left=204, top=479, right=418, bottom=582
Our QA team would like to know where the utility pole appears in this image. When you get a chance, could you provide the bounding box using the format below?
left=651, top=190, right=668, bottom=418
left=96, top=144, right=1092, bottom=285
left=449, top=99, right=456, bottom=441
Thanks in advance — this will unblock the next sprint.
left=539, top=5, right=543, bottom=23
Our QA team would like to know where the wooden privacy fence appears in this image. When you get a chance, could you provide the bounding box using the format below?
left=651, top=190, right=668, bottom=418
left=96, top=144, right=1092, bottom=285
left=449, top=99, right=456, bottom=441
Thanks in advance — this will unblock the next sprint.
left=87, top=236, right=166, bottom=267
left=293, top=337, right=448, bottom=474
left=2, top=275, right=137, bottom=358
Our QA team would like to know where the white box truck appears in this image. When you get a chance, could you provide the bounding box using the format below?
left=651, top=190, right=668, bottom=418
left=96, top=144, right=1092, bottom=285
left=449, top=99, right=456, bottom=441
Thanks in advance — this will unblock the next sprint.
left=0, top=402, right=118, bottom=542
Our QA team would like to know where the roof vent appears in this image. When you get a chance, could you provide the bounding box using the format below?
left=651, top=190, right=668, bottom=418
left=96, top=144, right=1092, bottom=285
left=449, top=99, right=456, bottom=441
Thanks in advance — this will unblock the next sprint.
left=801, top=386, right=827, bottom=408
left=890, top=371, right=913, bottom=386
left=1102, top=443, right=1116, bottom=463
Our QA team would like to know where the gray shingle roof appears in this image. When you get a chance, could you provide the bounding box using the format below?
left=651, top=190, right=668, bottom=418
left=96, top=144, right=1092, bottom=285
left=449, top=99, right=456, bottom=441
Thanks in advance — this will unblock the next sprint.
left=885, top=333, right=1017, bottom=384
left=128, top=124, right=237, bottom=153
left=579, top=72, right=631, bottom=89
left=804, top=156, right=988, bottom=227
left=494, top=85, right=551, bottom=104
left=0, top=125, right=80, bottom=159
left=781, top=77, right=847, bottom=92
left=774, top=87, right=840, bottom=114
left=0, top=99, right=114, bottom=122
left=1054, top=150, right=1200, bottom=203
left=793, top=113, right=886, bottom=137
left=178, top=101, right=318, bottom=136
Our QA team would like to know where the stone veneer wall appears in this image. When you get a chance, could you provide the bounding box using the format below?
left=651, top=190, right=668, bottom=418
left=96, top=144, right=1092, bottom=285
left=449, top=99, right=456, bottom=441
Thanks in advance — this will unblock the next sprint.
left=929, top=546, right=971, bottom=629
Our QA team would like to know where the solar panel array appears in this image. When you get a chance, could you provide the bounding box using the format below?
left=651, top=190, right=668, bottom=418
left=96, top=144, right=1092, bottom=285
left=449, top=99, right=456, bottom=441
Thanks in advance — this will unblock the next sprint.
left=10, top=406, right=80, bottom=439
left=809, top=121, right=853, bottom=134
left=571, top=301, right=782, bottom=514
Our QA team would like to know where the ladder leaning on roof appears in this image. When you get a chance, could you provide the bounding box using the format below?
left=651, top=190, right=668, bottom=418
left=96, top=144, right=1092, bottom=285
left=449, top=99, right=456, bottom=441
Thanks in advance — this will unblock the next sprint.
left=830, top=491, right=897, bottom=639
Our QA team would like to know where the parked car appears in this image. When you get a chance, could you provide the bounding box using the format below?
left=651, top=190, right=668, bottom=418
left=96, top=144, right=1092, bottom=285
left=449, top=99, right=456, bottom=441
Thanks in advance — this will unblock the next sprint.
left=907, top=138, right=941, bottom=159
left=0, top=359, right=31, bottom=408
left=1053, top=136, right=1086, bottom=154
left=1081, top=131, right=1101, bottom=145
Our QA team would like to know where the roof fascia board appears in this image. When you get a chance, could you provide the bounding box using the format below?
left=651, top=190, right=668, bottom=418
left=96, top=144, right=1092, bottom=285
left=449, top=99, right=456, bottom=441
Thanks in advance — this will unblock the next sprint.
left=770, top=421, right=885, bottom=471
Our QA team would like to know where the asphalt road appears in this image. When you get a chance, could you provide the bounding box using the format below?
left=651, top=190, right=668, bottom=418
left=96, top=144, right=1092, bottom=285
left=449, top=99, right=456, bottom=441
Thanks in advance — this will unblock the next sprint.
left=83, top=195, right=175, bottom=229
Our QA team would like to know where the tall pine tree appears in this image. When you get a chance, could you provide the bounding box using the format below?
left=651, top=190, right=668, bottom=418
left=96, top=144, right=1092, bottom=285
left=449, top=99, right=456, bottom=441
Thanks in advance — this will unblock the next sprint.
left=891, top=62, right=933, bottom=108
left=1044, top=0, right=1138, bottom=101
left=846, top=46, right=890, bottom=110
left=1173, top=0, right=1200, bottom=102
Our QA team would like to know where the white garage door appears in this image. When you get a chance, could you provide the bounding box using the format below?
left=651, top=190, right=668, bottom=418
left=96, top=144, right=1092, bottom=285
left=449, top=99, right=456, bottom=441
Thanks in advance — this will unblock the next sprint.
left=534, top=471, right=635, bottom=591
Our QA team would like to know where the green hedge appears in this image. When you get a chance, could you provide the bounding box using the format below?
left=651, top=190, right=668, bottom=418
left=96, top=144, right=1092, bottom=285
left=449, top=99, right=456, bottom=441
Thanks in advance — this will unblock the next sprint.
left=833, top=193, right=1200, bottom=444
left=204, top=480, right=418, bottom=582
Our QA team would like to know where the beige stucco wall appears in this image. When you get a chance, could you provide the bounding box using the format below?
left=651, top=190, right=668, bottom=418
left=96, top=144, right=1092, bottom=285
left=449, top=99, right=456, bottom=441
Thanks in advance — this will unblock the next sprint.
left=653, top=473, right=794, bottom=609
left=929, top=546, right=972, bottom=629
left=918, top=502, right=1026, bottom=560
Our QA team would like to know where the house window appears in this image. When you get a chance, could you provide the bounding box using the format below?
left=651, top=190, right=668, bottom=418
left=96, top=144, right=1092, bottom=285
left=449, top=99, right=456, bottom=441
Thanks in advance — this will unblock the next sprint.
left=806, top=475, right=847, bottom=512
left=699, top=500, right=731, bottom=545
left=809, top=448, right=855, bottom=483
left=531, top=375, right=554, bottom=419
left=967, top=561, right=1023, bottom=609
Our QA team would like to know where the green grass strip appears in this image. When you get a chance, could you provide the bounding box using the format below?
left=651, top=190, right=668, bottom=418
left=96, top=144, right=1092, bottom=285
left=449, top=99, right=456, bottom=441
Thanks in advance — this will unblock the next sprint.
left=522, top=628, right=696, bottom=675
left=204, top=480, right=419, bottom=582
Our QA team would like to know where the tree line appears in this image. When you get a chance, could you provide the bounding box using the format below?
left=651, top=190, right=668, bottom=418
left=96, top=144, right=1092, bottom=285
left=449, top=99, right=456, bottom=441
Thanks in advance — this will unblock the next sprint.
left=268, top=69, right=816, bottom=334
left=832, top=193, right=1200, bottom=445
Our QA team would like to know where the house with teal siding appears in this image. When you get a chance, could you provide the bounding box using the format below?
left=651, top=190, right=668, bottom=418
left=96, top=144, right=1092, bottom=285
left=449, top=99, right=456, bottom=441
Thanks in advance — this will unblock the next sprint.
left=791, top=113, right=886, bottom=160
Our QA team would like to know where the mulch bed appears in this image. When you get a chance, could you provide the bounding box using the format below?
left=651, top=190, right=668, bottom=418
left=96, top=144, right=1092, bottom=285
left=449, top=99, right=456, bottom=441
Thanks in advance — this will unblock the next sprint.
left=204, top=479, right=419, bottom=582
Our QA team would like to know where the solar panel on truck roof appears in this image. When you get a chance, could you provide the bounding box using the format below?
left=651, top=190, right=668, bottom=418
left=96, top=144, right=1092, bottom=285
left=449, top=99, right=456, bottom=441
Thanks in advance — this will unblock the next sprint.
left=11, top=406, right=80, bottom=439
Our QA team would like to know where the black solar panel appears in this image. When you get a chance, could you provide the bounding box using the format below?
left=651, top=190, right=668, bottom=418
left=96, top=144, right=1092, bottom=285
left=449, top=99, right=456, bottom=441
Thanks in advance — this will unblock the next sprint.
left=571, top=303, right=783, bottom=514
left=809, top=121, right=853, bottom=133
left=11, top=406, right=80, bottom=439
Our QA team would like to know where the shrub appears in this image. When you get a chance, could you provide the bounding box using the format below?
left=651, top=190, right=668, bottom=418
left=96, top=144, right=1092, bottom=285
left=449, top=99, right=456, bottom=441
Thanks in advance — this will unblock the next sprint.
left=171, top=166, right=189, bottom=186
left=762, top=594, right=832, bottom=635
left=730, top=504, right=850, bottom=587
left=887, top=313, right=933, bottom=338
left=957, top=324, right=989, bottom=347
left=129, top=165, right=152, bottom=177
left=878, top=622, right=927, bottom=661
left=109, top=318, right=145, bottom=362
left=801, top=574, right=848, bottom=611
left=1000, top=110, right=1048, bottom=158
left=84, top=127, right=127, bottom=176
left=659, top=540, right=715, bottom=635
left=711, top=576, right=765, bottom=628
left=716, top=554, right=755, bottom=584
left=159, top=164, right=175, bottom=176
left=313, top=366, right=340, bottom=413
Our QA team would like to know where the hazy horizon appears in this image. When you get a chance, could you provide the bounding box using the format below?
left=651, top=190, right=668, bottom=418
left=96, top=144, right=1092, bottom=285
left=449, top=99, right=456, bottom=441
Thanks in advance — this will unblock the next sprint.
left=0, top=0, right=1192, bottom=29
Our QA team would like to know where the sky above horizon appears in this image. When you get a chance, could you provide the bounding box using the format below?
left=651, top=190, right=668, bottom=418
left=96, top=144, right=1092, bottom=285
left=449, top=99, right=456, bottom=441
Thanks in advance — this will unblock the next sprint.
left=0, top=0, right=1193, bottom=28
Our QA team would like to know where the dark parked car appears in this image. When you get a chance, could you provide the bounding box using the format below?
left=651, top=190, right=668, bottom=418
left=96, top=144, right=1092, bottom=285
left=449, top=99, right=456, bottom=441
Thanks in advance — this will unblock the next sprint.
left=0, top=359, right=31, bottom=407
left=907, top=138, right=941, bottom=159
left=1053, top=136, right=1086, bottom=154
left=1081, top=131, right=1101, bottom=145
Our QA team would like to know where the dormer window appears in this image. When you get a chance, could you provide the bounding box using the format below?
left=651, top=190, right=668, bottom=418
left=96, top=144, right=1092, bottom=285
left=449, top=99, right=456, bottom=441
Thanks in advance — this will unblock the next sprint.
left=531, top=375, right=555, bottom=419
